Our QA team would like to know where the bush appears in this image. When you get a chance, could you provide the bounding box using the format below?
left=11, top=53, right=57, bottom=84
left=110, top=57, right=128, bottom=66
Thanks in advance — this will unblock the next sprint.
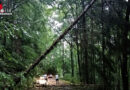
left=61, top=74, right=80, bottom=84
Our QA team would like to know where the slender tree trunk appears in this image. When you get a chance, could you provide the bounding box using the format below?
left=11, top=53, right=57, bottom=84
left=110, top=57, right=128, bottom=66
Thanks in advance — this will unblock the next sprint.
left=75, top=29, right=82, bottom=81
left=101, top=0, right=106, bottom=88
left=70, top=37, right=74, bottom=77
left=91, top=20, right=95, bottom=84
left=81, top=0, right=89, bottom=84
left=75, top=0, right=81, bottom=81
left=77, top=43, right=81, bottom=79
left=79, top=29, right=84, bottom=82
left=121, top=1, right=129, bottom=90
left=117, top=56, right=121, bottom=90
left=62, top=41, right=65, bottom=77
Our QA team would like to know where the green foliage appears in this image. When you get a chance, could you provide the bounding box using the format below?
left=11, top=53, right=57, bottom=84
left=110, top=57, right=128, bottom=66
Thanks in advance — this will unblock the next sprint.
left=0, top=72, right=14, bottom=87
left=0, top=0, right=129, bottom=89
left=62, top=74, right=80, bottom=84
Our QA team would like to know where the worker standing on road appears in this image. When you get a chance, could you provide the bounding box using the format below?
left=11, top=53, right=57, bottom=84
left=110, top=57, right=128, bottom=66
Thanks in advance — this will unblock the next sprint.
left=55, top=74, right=59, bottom=85
left=44, top=74, right=48, bottom=81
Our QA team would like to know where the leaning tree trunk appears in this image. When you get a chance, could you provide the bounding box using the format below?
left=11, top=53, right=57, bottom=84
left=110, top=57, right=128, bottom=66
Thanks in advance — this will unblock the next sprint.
left=13, top=0, right=97, bottom=85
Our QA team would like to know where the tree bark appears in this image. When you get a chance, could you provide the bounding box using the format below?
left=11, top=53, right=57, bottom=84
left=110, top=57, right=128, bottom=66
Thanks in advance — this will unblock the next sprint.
left=76, top=29, right=82, bottom=81
left=121, top=1, right=130, bottom=90
left=91, top=20, right=95, bottom=84
left=62, top=41, right=65, bottom=76
left=81, top=0, right=89, bottom=84
left=101, top=0, right=106, bottom=87
left=70, top=40, right=74, bottom=77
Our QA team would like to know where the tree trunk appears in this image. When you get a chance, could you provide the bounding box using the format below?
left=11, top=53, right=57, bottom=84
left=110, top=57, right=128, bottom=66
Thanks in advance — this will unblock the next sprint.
left=121, top=1, right=129, bottom=90
left=76, top=30, right=82, bottom=81
left=81, top=0, right=89, bottom=84
left=70, top=38, right=74, bottom=77
left=91, top=20, right=95, bottom=84
left=62, top=41, right=65, bottom=76
left=101, top=0, right=106, bottom=87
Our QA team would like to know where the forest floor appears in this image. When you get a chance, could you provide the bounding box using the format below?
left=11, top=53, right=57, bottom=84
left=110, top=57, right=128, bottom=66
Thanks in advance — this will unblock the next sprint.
left=47, top=77, right=70, bottom=86
left=30, top=77, right=103, bottom=90
left=31, top=77, right=89, bottom=90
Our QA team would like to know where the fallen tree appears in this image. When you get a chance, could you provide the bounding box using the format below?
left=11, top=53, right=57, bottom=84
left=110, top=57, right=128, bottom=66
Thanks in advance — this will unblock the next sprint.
left=14, top=0, right=97, bottom=85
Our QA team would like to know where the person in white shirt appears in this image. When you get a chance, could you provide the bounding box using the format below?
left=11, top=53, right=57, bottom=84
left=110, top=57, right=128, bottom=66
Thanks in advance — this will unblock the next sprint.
left=44, top=74, right=48, bottom=81
left=55, top=74, right=59, bottom=85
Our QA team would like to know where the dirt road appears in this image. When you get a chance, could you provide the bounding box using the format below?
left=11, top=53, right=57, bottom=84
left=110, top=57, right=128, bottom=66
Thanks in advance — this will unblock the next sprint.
left=32, top=77, right=103, bottom=90
left=47, top=77, right=69, bottom=86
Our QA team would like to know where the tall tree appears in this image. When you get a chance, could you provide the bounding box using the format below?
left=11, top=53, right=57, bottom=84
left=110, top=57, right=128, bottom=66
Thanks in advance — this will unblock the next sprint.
left=81, top=0, right=89, bottom=84
left=121, top=0, right=130, bottom=90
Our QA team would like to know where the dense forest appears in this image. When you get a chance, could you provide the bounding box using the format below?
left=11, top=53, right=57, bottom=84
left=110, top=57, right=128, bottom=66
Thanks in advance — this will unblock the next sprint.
left=0, top=0, right=129, bottom=90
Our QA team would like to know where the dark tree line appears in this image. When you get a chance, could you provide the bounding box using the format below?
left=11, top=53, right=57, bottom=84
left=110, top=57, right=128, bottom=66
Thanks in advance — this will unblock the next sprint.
left=66, top=0, right=129, bottom=90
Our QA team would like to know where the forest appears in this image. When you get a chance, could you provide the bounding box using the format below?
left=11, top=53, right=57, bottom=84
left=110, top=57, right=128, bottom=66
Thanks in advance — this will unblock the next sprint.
left=0, top=0, right=129, bottom=90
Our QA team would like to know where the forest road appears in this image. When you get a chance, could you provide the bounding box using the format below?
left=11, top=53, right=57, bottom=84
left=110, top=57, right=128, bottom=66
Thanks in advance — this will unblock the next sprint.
left=32, top=77, right=88, bottom=90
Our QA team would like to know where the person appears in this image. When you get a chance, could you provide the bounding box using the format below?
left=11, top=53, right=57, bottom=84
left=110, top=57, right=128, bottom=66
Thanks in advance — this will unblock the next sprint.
left=55, top=74, right=59, bottom=85
left=44, top=74, right=48, bottom=81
